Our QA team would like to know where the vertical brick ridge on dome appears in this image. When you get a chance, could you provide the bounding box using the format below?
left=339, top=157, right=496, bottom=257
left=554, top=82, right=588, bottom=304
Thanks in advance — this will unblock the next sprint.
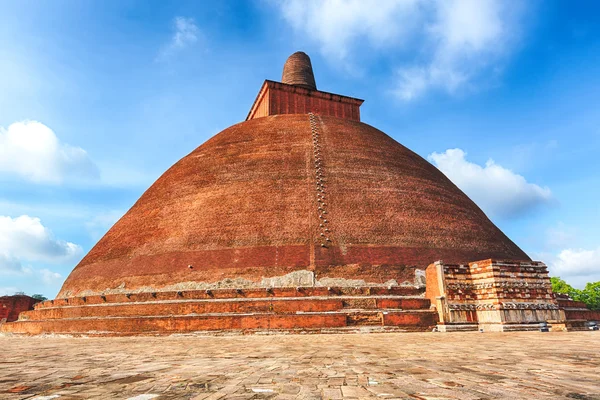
left=282, top=51, right=317, bottom=90
left=309, top=113, right=333, bottom=249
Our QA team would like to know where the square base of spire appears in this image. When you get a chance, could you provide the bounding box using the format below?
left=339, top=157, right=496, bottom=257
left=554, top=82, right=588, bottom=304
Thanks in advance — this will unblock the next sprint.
left=247, top=80, right=363, bottom=121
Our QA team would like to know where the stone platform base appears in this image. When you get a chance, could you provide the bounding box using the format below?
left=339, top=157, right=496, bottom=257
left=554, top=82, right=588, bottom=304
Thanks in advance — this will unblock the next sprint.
left=548, top=319, right=599, bottom=332
left=426, top=259, right=570, bottom=332
left=0, top=286, right=437, bottom=336
left=437, top=323, right=551, bottom=332
left=482, top=323, right=547, bottom=332
left=436, top=323, right=479, bottom=332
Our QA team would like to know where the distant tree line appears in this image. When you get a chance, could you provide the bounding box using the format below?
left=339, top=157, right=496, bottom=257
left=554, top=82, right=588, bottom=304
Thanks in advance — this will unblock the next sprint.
left=12, top=292, right=48, bottom=301
left=551, top=277, right=600, bottom=310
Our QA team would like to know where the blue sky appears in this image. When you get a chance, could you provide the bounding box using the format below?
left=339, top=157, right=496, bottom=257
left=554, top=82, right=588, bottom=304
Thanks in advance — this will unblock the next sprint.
left=1, top=0, right=599, bottom=297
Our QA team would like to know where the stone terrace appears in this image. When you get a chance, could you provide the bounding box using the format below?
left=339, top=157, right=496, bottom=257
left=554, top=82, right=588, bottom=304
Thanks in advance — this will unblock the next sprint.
left=1, top=332, right=599, bottom=399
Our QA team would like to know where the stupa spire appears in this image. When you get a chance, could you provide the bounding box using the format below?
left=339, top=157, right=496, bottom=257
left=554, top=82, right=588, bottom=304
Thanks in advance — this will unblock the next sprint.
left=246, top=51, right=363, bottom=121
left=281, top=51, right=317, bottom=90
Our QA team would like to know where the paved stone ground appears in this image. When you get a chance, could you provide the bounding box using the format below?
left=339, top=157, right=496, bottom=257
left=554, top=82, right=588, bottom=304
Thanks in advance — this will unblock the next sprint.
left=1, top=331, right=599, bottom=400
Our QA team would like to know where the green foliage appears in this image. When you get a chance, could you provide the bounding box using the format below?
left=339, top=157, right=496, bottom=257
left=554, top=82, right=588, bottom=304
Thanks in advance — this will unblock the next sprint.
left=550, top=277, right=579, bottom=298
left=6, top=292, right=48, bottom=301
left=551, top=277, right=600, bottom=311
left=580, top=282, right=600, bottom=311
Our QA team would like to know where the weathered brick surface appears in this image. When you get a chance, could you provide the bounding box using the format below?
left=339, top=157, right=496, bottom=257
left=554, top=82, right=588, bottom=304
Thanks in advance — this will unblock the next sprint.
left=0, top=296, right=40, bottom=322
left=21, top=298, right=344, bottom=320
left=2, top=313, right=350, bottom=335
left=58, top=114, right=528, bottom=298
left=2, top=286, right=436, bottom=335
left=36, top=286, right=423, bottom=308
left=247, top=80, right=363, bottom=121
left=19, top=296, right=430, bottom=321
left=281, top=51, right=317, bottom=90
left=426, top=259, right=566, bottom=331
left=556, top=294, right=600, bottom=322
left=2, top=310, right=436, bottom=336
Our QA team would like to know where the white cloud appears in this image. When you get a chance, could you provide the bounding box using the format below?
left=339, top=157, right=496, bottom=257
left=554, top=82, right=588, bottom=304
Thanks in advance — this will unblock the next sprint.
left=395, top=0, right=513, bottom=100
left=430, top=0, right=504, bottom=53
left=545, top=224, right=576, bottom=249
left=0, top=253, right=31, bottom=276
left=157, top=17, right=202, bottom=60
left=277, top=0, right=421, bottom=61
left=0, top=120, right=99, bottom=184
left=0, top=255, right=62, bottom=286
left=172, top=17, right=201, bottom=48
left=0, top=215, right=71, bottom=295
left=0, top=287, right=20, bottom=296
left=393, top=67, right=431, bottom=101
left=0, top=215, right=82, bottom=266
left=275, top=0, right=523, bottom=99
left=545, top=247, right=600, bottom=288
left=39, top=268, right=63, bottom=285
left=428, top=148, right=551, bottom=218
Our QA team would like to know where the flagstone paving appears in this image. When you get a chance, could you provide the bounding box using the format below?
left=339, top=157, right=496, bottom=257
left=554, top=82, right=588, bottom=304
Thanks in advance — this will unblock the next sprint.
left=0, top=331, right=599, bottom=399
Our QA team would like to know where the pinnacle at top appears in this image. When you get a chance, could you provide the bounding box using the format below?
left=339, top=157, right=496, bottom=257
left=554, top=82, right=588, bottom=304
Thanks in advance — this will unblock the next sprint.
left=281, top=51, right=317, bottom=91
left=246, top=51, right=363, bottom=121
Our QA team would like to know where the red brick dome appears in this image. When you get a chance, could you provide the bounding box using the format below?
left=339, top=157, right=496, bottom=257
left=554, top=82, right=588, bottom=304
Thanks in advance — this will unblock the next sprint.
left=58, top=114, right=528, bottom=298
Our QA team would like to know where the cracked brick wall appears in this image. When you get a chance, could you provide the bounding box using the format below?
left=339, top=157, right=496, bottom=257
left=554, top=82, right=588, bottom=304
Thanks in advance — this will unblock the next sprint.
left=0, top=296, right=41, bottom=323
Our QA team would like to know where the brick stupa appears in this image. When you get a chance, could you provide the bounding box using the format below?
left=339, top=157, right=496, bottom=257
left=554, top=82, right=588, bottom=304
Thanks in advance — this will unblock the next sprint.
left=4, top=52, right=594, bottom=335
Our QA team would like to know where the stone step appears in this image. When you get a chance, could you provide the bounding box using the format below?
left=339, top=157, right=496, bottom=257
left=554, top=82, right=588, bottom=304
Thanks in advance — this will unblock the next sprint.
left=346, top=313, right=383, bottom=326
left=34, top=286, right=424, bottom=309
left=1, top=310, right=437, bottom=336
left=19, top=296, right=431, bottom=321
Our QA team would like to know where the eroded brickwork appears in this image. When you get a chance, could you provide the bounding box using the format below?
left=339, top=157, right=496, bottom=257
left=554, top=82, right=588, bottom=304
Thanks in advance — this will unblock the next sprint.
left=281, top=51, right=317, bottom=90
left=1, top=286, right=436, bottom=335
left=426, top=259, right=562, bottom=331
left=554, top=294, right=600, bottom=330
left=0, top=295, right=40, bottom=323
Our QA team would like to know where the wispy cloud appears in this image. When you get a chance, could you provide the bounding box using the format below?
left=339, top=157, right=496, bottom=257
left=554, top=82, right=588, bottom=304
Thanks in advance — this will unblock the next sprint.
left=276, top=0, right=421, bottom=62
left=157, top=17, right=202, bottom=61
left=0, top=253, right=30, bottom=276
left=275, top=0, right=524, bottom=100
left=536, top=247, right=600, bottom=289
left=394, top=0, right=515, bottom=100
left=39, top=268, right=63, bottom=285
left=0, top=215, right=74, bottom=293
left=0, top=215, right=82, bottom=267
left=0, top=119, right=159, bottom=190
left=529, top=224, right=599, bottom=288
left=428, top=148, right=552, bottom=219
left=172, top=17, right=201, bottom=49
left=545, top=223, right=577, bottom=249
left=0, top=120, right=99, bottom=184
